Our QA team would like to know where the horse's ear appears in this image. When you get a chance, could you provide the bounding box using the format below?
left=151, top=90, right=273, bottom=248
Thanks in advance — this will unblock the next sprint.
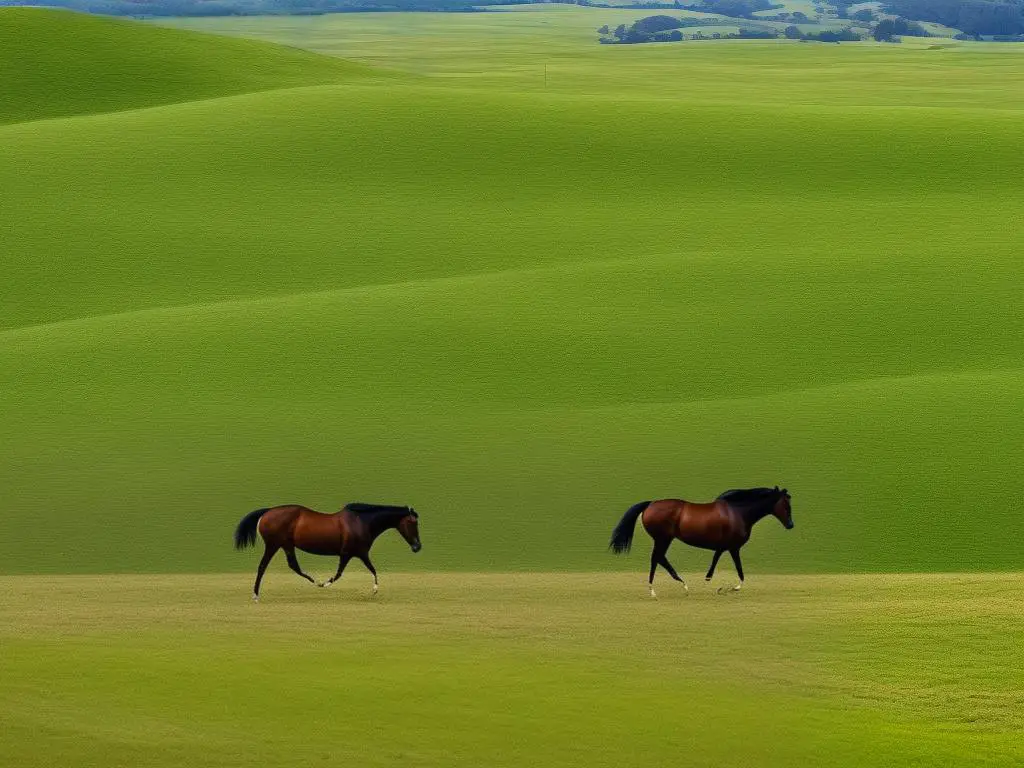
left=774, top=485, right=779, bottom=491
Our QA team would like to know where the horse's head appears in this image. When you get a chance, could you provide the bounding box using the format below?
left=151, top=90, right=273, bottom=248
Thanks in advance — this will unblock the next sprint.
left=772, top=487, right=794, bottom=530
left=398, top=508, right=422, bottom=553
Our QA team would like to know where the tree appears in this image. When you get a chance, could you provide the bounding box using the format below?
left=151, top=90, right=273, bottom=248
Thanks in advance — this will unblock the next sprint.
left=633, top=14, right=685, bottom=33
left=735, top=27, right=779, bottom=38
left=784, top=24, right=803, bottom=38
left=679, top=0, right=779, bottom=19
left=812, top=27, right=862, bottom=41
left=873, top=16, right=930, bottom=41
left=598, top=24, right=609, bottom=34
left=882, top=0, right=1024, bottom=37
left=874, top=18, right=896, bottom=39
left=851, top=8, right=874, bottom=21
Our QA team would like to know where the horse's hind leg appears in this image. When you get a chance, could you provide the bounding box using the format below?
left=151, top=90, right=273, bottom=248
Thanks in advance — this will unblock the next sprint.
left=284, top=547, right=316, bottom=586
left=253, top=544, right=279, bottom=602
left=648, top=539, right=671, bottom=598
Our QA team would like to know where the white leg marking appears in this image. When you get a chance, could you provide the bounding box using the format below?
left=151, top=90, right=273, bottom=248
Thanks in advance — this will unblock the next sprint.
left=649, top=584, right=657, bottom=598
left=252, top=593, right=259, bottom=603
left=733, top=582, right=742, bottom=592
left=683, top=582, right=689, bottom=594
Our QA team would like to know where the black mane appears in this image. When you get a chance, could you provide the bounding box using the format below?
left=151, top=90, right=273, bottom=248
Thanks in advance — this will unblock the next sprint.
left=717, top=487, right=781, bottom=506
left=345, top=503, right=416, bottom=519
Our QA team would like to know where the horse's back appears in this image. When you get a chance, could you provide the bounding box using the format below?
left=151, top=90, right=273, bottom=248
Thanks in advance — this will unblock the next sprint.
left=263, top=504, right=318, bottom=522
left=259, top=505, right=336, bottom=546
left=677, top=500, right=746, bottom=549
left=641, top=499, right=686, bottom=534
left=643, top=498, right=717, bottom=521
left=643, top=498, right=739, bottom=548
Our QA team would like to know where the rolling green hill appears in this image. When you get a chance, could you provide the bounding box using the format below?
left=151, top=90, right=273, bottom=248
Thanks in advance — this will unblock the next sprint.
left=1, top=8, right=1022, bottom=576
left=0, top=8, right=373, bottom=125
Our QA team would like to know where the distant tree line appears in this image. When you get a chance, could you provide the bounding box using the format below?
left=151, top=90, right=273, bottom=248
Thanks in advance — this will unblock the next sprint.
left=598, top=15, right=824, bottom=43
left=597, top=13, right=732, bottom=34
left=871, top=16, right=930, bottom=39
left=883, top=0, right=1024, bottom=36
left=681, top=0, right=780, bottom=18
left=579, top=0, right=690, bottom=7
left=599, top=11, right=952, bottom=44
left=783, top=16, right=927, bottom=42
left=586, top=0, right=781, bottom=13
left=758, top=10, right=811, bottom=22
left=598, top=19, right=684, bottom=42
left=955, top=30, right=1024, bottom=38
left=783, top=24, right=863, bottom=40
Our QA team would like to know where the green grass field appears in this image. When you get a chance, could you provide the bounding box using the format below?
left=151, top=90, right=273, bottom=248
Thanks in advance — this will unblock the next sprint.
left=3, top=573, right=1023, bottom=767
left=3, top=7, right=1023, bottom=765
left=0, top=9, right=374, bottom=125
left=3, top=7, right=1022, bottom=575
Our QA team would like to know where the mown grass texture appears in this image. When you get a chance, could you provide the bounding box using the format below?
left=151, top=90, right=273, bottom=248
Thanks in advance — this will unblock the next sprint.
left=2, top=573, right=1023, bottom=767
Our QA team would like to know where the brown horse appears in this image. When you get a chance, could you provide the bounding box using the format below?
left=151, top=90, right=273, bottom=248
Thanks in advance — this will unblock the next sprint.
left=234, top=503, right=421, bottom=601
left=609, top=487, right=793, bottom=596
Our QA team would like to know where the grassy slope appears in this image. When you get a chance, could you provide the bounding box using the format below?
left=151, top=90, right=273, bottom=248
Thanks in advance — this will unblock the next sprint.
left=2, top=574, right=1023, bottom=767
left=0, top=8, right=373, bottom=125
left=2, top=9, right=1023, bottom=574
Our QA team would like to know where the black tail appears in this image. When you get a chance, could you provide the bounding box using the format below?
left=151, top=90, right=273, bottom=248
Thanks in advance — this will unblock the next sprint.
left=234, top=508, right=270, bottom=550
left=609, top=501, right=651, bottom=554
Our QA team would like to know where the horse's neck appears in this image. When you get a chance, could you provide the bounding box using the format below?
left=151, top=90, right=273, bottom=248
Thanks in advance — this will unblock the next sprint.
left=366, top=510, right=404, bottom=539
left=738, top=503, right=772, bottom=528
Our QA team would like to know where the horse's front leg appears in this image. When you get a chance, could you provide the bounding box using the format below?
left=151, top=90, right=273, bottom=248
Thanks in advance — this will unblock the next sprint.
left=717, top=548, right=745, bottom=593
left=359, top=555, right=379, bottom=596
left=320, top=554, right=352, bottom=587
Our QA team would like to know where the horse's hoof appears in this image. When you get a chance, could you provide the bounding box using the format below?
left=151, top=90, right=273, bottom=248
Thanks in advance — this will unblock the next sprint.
left=252, top=594, right=260, bottom=603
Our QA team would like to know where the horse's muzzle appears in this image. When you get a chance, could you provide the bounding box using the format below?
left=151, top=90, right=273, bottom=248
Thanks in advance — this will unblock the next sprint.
left=411, top=542, right=422, bottom=553
left=785, top=520, right=795, bottom=530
